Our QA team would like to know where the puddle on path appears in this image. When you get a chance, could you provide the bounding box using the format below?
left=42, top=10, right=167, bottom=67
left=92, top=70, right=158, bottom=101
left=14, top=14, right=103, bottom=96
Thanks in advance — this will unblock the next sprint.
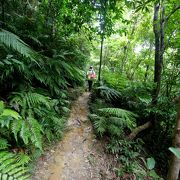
left=31, top=92, right=116, bottom=180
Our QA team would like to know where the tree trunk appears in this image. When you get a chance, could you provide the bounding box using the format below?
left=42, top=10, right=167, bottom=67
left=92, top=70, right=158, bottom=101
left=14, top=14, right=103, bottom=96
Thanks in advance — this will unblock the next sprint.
left=144, top=65, right=150, bottom=83
left=167, top=96, right=180, bottom=180
left=120, top=17, right=138, bottom=75
left=152, top=2, right=165, bottom=105
left=152, top=2, right=160, bottom=105
left=98, top=34, right=104, bottom=82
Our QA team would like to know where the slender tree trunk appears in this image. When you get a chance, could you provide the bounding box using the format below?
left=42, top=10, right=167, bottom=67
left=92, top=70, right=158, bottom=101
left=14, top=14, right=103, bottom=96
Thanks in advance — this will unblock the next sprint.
left=120, top=17, right=138, bottom=74
left=121, top=45, right=128, bottom=74
left=0, top=0, right=5, bottom=28
left=152, top=2, right=160, bottom=105
left=167, top=96, right=180, bottom=180
left=144, top=65, right=150, bottom=83
left=98, top=34, right=104, bottom=81
left=103, top=45, right=108, bottom=68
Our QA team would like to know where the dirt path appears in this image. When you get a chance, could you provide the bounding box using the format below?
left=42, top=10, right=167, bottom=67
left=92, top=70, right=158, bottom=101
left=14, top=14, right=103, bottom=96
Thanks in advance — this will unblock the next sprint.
left=31, top=92, right=116, bottom=180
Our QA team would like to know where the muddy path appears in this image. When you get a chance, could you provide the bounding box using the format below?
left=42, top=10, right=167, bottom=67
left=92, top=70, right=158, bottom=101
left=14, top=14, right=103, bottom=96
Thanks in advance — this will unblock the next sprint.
left=31, top=92, right=116, bottom=180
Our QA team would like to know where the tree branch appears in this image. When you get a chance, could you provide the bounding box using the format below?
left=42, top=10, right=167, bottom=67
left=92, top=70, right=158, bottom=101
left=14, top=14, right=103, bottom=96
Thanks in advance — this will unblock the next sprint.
left=166, top=6, right=180, bottom=22
left=128, top=121, right=152, bottom=140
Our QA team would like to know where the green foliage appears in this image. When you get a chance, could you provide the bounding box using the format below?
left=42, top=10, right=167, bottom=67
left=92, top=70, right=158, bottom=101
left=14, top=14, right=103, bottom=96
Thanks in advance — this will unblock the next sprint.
left=9, top=90, right=68, bottom=143
left=96, top=86, right=121, bottom=101
left=0, top=151, right=30, bottom=180
left=0, top=0, right=179, bottom=178
left=99, top=108, right=137, bottom=129
left=107, top=138, right=142, bottom=156
left=89, top=107, right=137, bottom=137
left=102, top=71, right=128, bottom=91
left=109, top=138, right=144, bottom=177
left=0, top=100, right=43, bottom=150
left=169, top=147, right=180, bottom=158
left=0, top=29, right=37, bottom=60
left=0, top=139, right=9, bottom=150
left=147, top=157, right=155, bottom=170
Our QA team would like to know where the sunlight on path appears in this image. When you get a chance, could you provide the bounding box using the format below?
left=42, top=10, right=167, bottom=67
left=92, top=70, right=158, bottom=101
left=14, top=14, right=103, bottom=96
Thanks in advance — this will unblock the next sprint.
left=31, top=92, right=115, bottom=180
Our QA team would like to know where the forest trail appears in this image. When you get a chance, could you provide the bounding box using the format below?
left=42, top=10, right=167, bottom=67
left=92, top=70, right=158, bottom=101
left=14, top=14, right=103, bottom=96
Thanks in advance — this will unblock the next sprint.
left=31, top=92, right=115, bottom=180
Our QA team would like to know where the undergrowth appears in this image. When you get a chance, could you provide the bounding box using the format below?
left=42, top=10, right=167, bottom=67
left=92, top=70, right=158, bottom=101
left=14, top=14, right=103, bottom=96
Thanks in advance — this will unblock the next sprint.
left=88, top=85, right=163, bottom=179
left=0, top=23, right=89, bottom=177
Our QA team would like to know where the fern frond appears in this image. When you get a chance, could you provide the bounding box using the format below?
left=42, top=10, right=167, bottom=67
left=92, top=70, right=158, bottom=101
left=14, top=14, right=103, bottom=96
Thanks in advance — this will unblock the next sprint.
left=20, top=121, right=30, bottom=145
left=93, top=117, right=106, bottom=136
left=28, top=117, right=43, bottom=150
left=0, top=139, right=9, bottom=150
left=107, top=124, right=124, bottom=136
left=11, top=119, right=23, bottom=142
left=0, top=29, right=37, bottom=61
left=0, top=56, right=24, bottom=68
left=88, top=114, right=100, bottom=121
left=15, top=152, right=31, bottom=165
left=108, top=117, right=128, bottom=128
left=11, top=91, right=51, bottom=110
left=0, top=151, right=30, bottom=180
left=26, top=35, right=42, bottom=46
left=1, top=109, right=20, bottom=120
left=98, top=108, right=137, bottom=130
left=97, top=86, right=121, bottom=101
left=0, top=116, right=12, bottom=128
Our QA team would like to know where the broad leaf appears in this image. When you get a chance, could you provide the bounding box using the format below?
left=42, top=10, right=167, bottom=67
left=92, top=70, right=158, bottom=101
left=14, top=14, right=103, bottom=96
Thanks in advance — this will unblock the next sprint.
left=147, top=157, right=155, bottom=170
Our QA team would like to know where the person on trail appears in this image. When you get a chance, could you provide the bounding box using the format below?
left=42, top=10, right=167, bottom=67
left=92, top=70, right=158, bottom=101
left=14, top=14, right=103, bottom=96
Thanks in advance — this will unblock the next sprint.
left=86, top=66, right=96, bottom=92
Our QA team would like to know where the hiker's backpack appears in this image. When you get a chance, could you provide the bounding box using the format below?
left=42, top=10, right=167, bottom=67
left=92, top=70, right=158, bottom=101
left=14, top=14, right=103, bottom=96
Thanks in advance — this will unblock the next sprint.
left=87, top=70, right=96, bottom=79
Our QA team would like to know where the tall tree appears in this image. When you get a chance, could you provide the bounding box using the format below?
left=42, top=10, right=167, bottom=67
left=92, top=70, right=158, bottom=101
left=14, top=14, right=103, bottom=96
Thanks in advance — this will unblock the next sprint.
left=96, top=0, right=122, bottom=81
left=152, top=1, right=165, bottom=105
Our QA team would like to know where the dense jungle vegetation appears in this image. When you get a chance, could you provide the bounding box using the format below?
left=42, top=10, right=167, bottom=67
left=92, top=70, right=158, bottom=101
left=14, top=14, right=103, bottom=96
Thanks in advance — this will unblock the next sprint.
left=0, top=0, right=179, bottom=179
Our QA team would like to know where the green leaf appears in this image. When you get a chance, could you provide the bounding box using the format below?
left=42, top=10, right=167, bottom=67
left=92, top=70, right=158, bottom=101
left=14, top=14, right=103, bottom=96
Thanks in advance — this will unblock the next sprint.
left=1, top=109, right=20, bottom=120
left=169, top=147, right=180, bottom=158
left=0, top=29, right=37, bottom=61
left=147, top=157, right=155, bottom=170
left=149, top=170, right=160, bottom=179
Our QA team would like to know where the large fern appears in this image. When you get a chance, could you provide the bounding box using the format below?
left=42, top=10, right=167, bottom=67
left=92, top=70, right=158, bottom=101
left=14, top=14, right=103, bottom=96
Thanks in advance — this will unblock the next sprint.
left=0, top=151, right=30, bottom=180
left=0, top=100, right=43, bottom=150
left=89, top=107, right=137, bottom=137
left=0, top=29, right=37, bottom=61
left=96, top=86, right=121, bottom=101
left=98, top=108, right=137, bottom=130
left=9, top=90, right=68, bottom=143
